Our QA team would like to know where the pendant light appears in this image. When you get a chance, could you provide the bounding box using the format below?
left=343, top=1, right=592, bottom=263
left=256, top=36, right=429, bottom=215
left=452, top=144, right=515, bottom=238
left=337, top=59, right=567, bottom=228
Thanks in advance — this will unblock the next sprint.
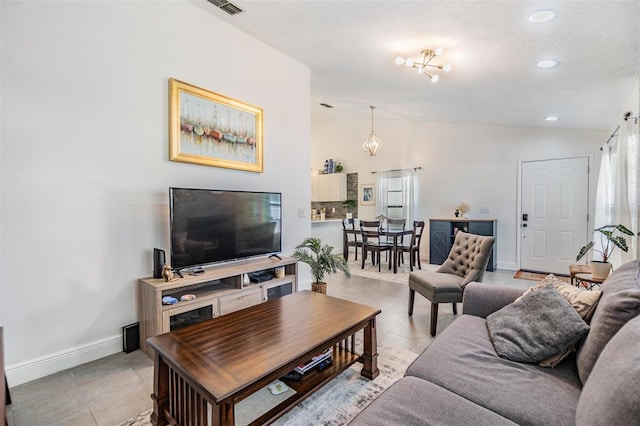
left=362, top=106, right=382, bottom=156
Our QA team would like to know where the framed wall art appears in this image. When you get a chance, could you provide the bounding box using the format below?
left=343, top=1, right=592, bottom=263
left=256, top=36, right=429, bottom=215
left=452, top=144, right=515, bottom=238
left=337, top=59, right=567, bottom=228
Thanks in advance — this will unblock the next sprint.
left=169, top=78, right=264, bottom=172
left=359, top=183, right=376, bottom=206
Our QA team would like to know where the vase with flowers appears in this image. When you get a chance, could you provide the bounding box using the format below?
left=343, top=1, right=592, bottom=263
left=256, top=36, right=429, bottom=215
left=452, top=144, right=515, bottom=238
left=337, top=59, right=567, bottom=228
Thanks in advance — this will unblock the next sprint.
left=455, top=203, right=470, bottom=218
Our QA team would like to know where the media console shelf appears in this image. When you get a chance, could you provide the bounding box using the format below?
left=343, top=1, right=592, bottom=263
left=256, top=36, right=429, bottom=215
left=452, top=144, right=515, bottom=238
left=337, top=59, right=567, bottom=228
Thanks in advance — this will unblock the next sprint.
left=138, top=256, right=298, bottom=357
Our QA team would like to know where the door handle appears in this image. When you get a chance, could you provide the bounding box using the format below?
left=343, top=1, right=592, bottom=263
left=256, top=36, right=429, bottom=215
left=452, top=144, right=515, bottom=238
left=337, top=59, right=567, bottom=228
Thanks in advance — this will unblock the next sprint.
left=522, top=223, right=528, bottom=228
left=522, top=213, right=528, bottom=221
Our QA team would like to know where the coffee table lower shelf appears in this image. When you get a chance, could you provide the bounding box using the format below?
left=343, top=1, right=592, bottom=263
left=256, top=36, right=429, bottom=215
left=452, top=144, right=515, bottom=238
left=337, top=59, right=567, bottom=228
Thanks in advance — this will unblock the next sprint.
left=237, top=347, right=361, bottom=425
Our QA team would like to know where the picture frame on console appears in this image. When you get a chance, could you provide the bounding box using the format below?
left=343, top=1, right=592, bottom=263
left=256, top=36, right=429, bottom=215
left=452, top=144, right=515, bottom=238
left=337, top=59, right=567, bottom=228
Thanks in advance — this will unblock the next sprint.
left=168, top=78, right=264, bottom=172
left=359, top=183, right=376, bottom=206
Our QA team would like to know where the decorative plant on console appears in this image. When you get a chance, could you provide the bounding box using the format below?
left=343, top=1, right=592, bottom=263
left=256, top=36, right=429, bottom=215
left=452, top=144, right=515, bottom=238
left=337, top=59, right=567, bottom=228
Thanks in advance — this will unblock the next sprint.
left=292, top=237, right=351, bottom=294
left=576, top=224, right=637, bottom=279
left=455, top=202, right=470, bottom=218
left=342, top=199, right=356, bottom=219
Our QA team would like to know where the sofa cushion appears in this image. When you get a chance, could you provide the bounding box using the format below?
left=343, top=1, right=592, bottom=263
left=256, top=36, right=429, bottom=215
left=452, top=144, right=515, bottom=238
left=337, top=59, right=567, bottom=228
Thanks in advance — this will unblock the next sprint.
left=348, top=376, right=518, bottom=426
left=517, top=274, right=601, bottom=322
left=486, top=285, right=590, bottom=363
left=576, top=315, right=640, bottom=425
left=576, top=259, right=640, bottom=384
left=406, top=315, right=582, bottom=426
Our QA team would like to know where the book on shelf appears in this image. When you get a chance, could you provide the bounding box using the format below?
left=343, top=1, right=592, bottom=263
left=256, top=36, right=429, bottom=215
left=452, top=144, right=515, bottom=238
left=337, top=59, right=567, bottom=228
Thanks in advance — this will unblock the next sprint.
left=294, top=348, right=332, bottom=374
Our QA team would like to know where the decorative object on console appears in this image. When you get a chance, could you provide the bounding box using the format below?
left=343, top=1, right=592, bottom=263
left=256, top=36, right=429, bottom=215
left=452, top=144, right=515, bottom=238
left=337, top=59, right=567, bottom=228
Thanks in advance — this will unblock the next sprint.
left=335, top=162, right=344, bottom=173
left=292, top=237, right=351, bottom=294
left=456, top=202, right=470, bottom=218
left=162, top=263, right=175, bottom=282
left=168, top=78, right=264, bottom=172
left=576, top=224, right=637, bottom=279
left=362, top=106, right=382, bottom=156
left=395, top=47, right=452, bottom=82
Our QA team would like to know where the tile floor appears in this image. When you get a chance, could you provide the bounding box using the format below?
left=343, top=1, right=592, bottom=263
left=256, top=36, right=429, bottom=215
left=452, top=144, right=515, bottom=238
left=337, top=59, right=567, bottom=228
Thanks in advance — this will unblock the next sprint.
left=6, top=263, right=530, bottom=426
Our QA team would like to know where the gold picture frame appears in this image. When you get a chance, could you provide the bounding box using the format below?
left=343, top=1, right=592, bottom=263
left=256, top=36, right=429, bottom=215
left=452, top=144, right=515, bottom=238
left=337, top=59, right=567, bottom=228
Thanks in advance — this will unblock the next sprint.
left=359, top=183, right=376, bottom=206
left=169, top=78, right=264, bottom=172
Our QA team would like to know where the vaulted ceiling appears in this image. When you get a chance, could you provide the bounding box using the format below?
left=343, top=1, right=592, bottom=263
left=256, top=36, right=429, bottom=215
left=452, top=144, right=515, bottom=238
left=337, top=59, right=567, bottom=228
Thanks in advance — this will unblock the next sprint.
left=198, top=0, right=640, bottom=131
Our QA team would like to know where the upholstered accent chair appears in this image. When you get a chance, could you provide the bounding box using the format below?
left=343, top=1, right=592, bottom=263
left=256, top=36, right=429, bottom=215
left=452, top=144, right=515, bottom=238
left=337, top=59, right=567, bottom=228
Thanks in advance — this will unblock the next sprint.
left=408, top=232, right=495, bottom=336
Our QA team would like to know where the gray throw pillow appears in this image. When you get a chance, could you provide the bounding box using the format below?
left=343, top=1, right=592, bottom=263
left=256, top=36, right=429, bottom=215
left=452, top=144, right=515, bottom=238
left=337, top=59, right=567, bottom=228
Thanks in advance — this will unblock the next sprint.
left=486, top=285, right=590, bottom=363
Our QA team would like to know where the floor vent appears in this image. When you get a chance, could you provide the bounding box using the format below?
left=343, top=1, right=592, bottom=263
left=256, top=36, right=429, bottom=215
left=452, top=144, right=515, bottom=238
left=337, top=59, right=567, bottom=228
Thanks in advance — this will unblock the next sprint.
left=207, top=0, right=243, bottom=15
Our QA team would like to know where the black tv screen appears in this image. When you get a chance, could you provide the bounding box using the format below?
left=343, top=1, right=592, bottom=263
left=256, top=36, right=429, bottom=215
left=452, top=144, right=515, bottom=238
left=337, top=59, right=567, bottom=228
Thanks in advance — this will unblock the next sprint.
left=169, top=188, right=282, bottom=270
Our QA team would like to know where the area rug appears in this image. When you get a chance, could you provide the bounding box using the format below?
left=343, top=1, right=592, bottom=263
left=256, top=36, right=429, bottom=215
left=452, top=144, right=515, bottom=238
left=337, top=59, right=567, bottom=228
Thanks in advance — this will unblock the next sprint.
left=119, top=342, right=418, bottom=426
left=514, top=270, right=571, bottom=284
left=347, top=257, right=436, bottom=285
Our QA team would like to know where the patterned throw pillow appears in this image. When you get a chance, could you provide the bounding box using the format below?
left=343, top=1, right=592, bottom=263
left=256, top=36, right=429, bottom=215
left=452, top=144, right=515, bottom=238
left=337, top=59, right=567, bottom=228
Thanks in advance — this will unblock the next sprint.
left=516, top=274, right=602, bottom=367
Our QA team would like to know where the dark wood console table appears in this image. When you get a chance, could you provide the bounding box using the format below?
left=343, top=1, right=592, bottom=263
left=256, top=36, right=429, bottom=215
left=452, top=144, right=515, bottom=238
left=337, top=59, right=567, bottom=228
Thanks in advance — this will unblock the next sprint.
left=147, top=290, right=380, bottom=426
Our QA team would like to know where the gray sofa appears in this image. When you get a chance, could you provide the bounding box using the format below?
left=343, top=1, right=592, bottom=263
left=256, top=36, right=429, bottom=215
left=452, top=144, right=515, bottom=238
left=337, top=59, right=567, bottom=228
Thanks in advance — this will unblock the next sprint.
left=350, top=259, right=640, bottom=425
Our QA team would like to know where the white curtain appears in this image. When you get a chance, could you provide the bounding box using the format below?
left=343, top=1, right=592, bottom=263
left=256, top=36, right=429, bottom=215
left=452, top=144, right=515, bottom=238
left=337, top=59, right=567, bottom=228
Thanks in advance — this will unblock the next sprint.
left=376, top=169, right=418, bottom=227
left=593, top=121, right=640, bottom=266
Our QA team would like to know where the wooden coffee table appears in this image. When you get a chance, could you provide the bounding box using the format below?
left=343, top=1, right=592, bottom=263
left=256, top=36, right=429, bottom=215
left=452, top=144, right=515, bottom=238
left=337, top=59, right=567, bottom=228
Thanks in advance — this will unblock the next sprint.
left=147, top=290, right=380, bottom=426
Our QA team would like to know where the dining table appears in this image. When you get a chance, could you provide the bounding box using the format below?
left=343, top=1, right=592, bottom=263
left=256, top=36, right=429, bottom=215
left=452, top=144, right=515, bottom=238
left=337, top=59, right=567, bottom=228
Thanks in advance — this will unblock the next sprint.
left=343, top=227, right=414, bottom=273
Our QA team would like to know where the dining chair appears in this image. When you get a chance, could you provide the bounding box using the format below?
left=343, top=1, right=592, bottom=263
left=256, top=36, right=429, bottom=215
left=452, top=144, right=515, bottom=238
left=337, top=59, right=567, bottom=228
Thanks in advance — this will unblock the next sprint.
left=342, top=218, right=363, bottom=261
left=360, top=220, right=392, bottom=272
left=397, top=220, right=425, bottom=271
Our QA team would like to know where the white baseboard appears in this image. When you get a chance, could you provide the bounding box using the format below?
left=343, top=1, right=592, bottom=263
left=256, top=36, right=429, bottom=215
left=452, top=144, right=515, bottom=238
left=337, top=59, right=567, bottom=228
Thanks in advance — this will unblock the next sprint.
left=497, top=261, right=518, bottom=271
left=6, top=334, right=122, bottom=387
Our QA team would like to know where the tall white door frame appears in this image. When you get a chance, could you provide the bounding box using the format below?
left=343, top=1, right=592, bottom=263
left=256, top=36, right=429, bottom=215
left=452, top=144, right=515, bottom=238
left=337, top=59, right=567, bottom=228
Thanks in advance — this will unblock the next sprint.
left=516, top=155, right=594, bottom=273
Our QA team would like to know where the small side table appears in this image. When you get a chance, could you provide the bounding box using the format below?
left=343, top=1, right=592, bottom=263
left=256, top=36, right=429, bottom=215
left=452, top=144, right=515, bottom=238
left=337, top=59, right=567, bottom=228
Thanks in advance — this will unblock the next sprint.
left=574, top=273, right=606, bottom=290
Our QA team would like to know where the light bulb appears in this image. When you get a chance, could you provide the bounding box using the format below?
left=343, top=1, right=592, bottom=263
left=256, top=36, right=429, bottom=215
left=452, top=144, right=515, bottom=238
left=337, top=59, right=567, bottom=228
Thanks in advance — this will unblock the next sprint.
left=529, top=10, right=555, bottom=23
left=395, top=56, right=405, bottom=65
left=417, top=66, right=424, bottom=74
left=442, top=64, right=452, bottom=72
left=406, top=58, right=414, bottom=67
left=434, top=46, right=444, bottom=56
left=431, top=74, right=439, bottom=82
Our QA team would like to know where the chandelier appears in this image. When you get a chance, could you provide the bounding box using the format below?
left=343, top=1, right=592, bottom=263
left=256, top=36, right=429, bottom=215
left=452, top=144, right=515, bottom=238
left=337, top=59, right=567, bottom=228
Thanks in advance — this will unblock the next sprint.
left=362, top=106, right=382, bottom=156
left=395, top=47, right=452, bottom=82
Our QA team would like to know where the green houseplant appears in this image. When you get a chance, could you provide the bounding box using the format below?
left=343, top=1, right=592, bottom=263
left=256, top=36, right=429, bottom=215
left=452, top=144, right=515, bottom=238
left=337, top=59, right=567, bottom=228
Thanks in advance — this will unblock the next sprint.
left=292, top=237, right=351, bottom=294
left=576, top=224, right=637, bottom=279
left=342, top=199, right=356, bottom=219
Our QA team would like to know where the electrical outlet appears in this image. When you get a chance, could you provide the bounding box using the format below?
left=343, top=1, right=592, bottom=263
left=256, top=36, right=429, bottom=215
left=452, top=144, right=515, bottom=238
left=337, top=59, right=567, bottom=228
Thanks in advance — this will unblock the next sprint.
left=479, top=207, right=490, bottom=214
left=298, top=208, right=306, bottom=218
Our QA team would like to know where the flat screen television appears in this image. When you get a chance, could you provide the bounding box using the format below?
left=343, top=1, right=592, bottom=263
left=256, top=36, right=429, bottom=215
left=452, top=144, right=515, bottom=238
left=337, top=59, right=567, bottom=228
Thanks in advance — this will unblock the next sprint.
left=169, top=187, right=282, bottom=270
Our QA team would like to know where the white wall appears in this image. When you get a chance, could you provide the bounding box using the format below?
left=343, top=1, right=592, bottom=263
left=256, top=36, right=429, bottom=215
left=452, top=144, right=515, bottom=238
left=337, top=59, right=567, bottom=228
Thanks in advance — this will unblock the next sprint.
left=1, top=0, right=311, bottom=385
left=312, top=115, right=609, bottom=270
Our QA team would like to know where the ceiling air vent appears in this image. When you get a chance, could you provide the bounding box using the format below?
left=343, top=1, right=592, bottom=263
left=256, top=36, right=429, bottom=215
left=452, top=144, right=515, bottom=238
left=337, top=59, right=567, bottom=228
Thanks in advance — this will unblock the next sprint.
left=207, top=0, right=243, bottom=15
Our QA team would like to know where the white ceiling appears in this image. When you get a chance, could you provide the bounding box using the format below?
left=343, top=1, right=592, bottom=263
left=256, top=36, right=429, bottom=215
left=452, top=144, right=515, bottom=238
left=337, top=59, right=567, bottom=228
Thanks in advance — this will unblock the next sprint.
left=196, top=0, right=640, bottom=131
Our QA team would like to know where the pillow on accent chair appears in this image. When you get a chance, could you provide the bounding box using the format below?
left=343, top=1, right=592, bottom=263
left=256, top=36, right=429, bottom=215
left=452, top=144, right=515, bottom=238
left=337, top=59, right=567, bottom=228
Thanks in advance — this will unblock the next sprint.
left=486, top=285, right=590, bottom=363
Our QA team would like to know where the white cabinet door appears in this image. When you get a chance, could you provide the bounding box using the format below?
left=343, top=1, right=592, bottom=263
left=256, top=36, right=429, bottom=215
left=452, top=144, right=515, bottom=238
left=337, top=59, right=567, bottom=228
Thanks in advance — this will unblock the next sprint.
left=314, top=174, right=346, bottom=201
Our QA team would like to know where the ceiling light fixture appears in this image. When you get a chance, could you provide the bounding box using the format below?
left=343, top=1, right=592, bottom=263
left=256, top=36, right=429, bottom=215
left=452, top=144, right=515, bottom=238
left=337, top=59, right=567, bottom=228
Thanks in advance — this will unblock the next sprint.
left=362, top=106, right=382, bottom=156
left=395, top=47, right=452, bottom=82
left=529, top=10, right=555, bottom=23
left=544, top=116, right=559, bottom=121
left=537, top=59, right=558, bottom=68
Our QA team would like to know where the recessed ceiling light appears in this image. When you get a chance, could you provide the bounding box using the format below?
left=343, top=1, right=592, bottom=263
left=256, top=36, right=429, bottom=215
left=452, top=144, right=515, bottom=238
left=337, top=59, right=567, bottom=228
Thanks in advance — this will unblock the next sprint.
left=529, top=10, right=555, bottom=23
left=545, top=116, right=559, bottom=121
left=537, top=59, right=558, bottom=69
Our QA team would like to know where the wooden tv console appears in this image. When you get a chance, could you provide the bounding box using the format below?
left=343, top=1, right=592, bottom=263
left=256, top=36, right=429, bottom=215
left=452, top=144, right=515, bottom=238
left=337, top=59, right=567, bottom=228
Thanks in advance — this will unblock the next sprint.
left=138, top=256, right=298, bottom=358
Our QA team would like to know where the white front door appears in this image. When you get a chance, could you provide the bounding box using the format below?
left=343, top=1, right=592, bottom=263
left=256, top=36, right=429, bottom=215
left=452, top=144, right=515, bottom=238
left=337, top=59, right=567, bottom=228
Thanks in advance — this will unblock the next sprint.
left=520, top=157, right=589, bottom=274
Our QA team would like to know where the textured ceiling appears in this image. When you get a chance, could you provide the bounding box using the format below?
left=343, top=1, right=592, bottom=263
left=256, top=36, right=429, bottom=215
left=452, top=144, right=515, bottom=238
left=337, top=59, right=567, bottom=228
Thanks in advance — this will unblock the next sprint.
left=196, top=0, right=640, bottom=130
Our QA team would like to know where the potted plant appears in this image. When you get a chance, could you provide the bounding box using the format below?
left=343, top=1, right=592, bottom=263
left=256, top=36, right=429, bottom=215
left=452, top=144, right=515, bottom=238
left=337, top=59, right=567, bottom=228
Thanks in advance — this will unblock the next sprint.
left=576, top=224, right=637, bottom=279
left=342, top=199, right=356, bottom=219
left=292, top=237, right=351, bottom=294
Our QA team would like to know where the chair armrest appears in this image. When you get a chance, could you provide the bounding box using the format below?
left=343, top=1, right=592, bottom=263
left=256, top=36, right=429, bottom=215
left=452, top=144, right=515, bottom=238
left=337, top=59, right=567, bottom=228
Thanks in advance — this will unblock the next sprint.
left=462, top=282, right=526, bottom=318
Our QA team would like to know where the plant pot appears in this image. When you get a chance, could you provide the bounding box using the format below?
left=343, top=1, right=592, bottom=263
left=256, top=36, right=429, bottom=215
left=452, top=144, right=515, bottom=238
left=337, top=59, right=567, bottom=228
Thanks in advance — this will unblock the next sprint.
left=311, top=282, right=327, bottom=294
left=590, top=261, right=612, bottom=280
